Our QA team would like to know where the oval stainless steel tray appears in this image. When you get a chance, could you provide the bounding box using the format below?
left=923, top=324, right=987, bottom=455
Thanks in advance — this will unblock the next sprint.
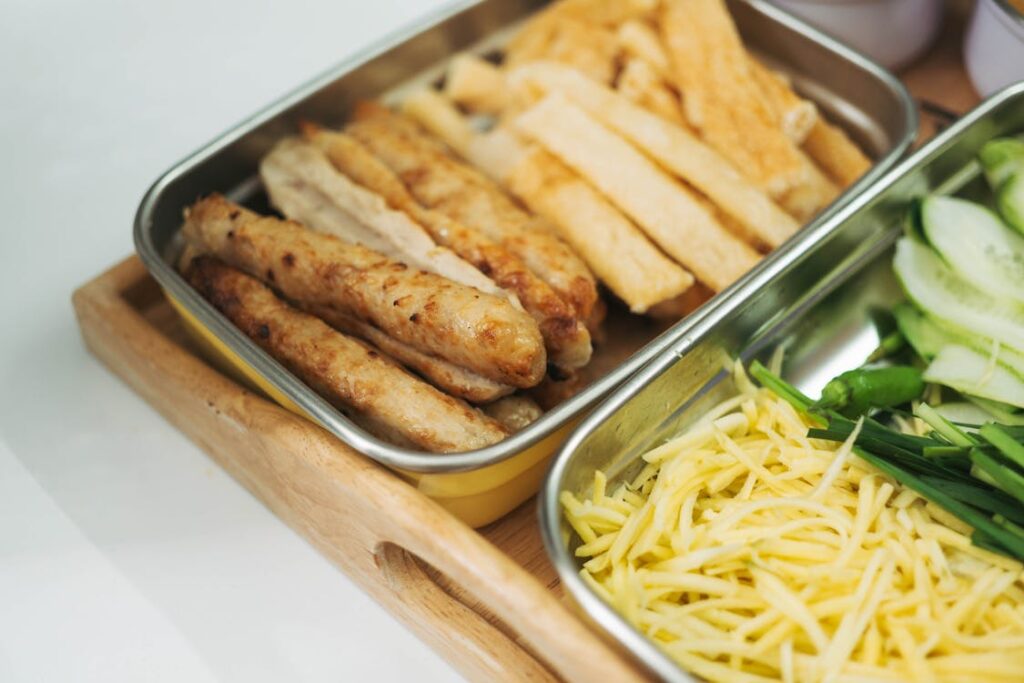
left=134, top=0, right=916, bottom=474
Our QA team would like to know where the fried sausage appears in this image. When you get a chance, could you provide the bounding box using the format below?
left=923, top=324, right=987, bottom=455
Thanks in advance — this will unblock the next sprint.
left=301, top=125, right=593, bottom=370
left=181, top=195, right=546, bottom=387
left=304, top=303, right=515, bottom=404
left=183, top=256, right=509, bottom=452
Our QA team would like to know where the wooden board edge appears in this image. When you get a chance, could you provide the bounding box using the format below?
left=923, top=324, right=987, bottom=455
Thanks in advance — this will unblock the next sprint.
left=71, top=256, right=648, bottom=683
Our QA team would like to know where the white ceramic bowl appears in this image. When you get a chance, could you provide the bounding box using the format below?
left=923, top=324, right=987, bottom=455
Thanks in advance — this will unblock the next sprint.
left=965, top=0, right=1024, bottom=97
left=770, top=0, right=944, bottom=70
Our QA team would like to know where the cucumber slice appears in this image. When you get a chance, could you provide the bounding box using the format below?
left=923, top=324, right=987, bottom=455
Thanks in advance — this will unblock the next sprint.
left=969, top=397, right=1024, bottom=426
left=998, top=174, right=1024, bottom=234
left=893, top=302, right=950, bottom=360
left=979, top=138, right=1024, bottom=189
left=894, top=301, right=1024, bottom=384
left=920, top=196, right=1024, bottom=303
left=893, top=238, right=1024, bottom=355
left=924, top=345, right=1024, bottom=409
left=934, top=401, right=994, bottom=427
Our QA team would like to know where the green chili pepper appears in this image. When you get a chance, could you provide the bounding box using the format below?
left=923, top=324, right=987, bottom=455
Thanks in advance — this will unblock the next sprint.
left=813, top=366, right=925, bottom=418
left=867, top=330, right=907, bottom=362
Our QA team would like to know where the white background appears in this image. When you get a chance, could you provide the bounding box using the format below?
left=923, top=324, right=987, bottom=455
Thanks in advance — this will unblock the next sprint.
left=0, top=0, right=464, bottom=680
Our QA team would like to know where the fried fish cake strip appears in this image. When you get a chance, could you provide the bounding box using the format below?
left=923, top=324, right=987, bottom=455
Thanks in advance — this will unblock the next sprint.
left=514, top=93, right=759, bottom=292
left=510, top=64, right=799, bottom=250
left=747, top=58, right=818, bottom=144
left=400, top=92, right=694, bottom=313
left=802, top=117, right=873, bottom=189
left=659, top=0, right=807, bottom=198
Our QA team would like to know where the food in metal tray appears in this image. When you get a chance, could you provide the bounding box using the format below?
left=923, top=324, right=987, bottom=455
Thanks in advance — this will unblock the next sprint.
left=183, top=256, right=509, bottom=452
left=178, top=0, right=872, bottom=453
left=561, top=133, right=1024, bottom=681
left=563, top=362, right=1024, bottom=682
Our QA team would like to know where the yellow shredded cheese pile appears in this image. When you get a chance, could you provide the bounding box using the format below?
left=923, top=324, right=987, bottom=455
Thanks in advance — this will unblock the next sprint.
left=562, top=365, right=1024, bottom=682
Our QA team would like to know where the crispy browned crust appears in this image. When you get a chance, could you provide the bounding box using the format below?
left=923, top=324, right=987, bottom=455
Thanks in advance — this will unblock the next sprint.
left=660, top=0, right=807, bottom=197
left=181, top=194, right=546, bottom=388
left=304, top=304, right=515, bottom=404
left=346, top=103, right=600, bottom=323
left=183, top=256, right=509, bottom=453
left=303, top=126, right=592, bottom=370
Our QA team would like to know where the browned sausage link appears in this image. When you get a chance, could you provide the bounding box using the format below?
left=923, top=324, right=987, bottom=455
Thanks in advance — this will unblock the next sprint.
left=183, top=256, right=509, bottom=453
left=303, top=127, right=593, bottom=370
left=181, top=195, right=546, bottom=387
left=303, top=303, right=515, bottom=404
left=345, top=102, right=600, bottom=322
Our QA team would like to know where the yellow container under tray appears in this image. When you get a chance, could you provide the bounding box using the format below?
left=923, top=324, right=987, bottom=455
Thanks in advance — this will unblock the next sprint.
left=168, top=293, right=577, bottom=528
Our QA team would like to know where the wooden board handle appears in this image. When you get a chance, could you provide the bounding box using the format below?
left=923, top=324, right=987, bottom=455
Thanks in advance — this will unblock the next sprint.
left=72, top=256, right=648, bottom=683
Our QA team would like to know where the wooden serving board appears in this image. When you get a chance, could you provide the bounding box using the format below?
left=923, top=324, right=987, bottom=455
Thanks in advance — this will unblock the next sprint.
left=73, top=16, right=979, bottom=683
left=73, top=256, right=647, bottom=682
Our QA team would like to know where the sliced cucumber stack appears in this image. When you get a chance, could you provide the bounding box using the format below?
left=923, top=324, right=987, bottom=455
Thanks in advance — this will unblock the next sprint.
left=893, top=237, right=1024, bottom=355
left=924, top=345, right=1024, bottom=410
left=999, top=175, right=1024, bottom=235
left=980, top=137, right=1024, bottom=234
left=918, top=196, right=1024, bottom=303
left=979, top=138, right=1024, bottom=189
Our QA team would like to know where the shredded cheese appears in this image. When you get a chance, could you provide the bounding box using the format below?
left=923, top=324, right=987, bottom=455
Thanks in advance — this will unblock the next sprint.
left=563, top=364, right=1024, bottom=682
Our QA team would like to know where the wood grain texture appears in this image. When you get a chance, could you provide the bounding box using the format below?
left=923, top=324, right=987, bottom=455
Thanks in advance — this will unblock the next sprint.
left=72, top=256, right=647, bottom=683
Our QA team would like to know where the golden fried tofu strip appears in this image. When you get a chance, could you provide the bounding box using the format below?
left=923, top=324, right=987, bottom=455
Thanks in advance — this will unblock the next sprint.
left=400, top=92, right=693, bottom=313
left=511, top=63, right=799, bottom=248
left=183, top=256, right=508, bottom=453
left=660, top=0, right=807, bottom=197
left=616, top=57, right=687, bottom=127
left=443, top=54, right=509, bottom=115
left=260, top=138, right=505, bottom=300
left=505, top=0, right=655, bottom=70
left=803, top=118, right=873, bottom=188
left=505, top=15, right=619, bottom=84
left=543, top=18, right=620, bottom=85
left=502, top=140, right=695, bottom=312
left=346, top=103, right=599, bottom=322
left=401, top=89, right=477, bottom=159
left=555, top=0, right=657, bottom=25
left=305, top=304, right=514, bottom=404
left=303, top=125, right=592, bottom=370
left=616, top=19, right=670, bottom=76
left=747, top=58, right=817, bottom=144
left=514, top=93, right=760, bottom=291
left=181, top=195, right=546, bottom=387
left=644, top=282, right=714, bottom=320
left=777, top=151, right=841, bottom=222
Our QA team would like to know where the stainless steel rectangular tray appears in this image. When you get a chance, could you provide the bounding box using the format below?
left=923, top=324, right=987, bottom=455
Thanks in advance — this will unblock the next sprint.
left=541, top=83, right=1024, bottom=683
left=134, top=0, right=915, bottom=479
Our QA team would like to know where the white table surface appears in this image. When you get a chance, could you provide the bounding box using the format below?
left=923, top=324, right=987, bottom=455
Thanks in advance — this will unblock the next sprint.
left=0, top=1, right=465, bottom=680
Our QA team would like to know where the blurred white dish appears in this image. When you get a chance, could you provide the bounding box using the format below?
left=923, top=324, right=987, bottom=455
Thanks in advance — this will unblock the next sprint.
left=771, top=0, right=944, bottom=70
left=965, top=0, right=1024, bottom=97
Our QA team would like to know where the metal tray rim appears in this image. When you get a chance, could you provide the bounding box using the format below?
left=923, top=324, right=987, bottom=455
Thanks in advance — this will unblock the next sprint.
left=539, top=81, right=1024, bottom=683
left=132, top=0, right=917, bottom=474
